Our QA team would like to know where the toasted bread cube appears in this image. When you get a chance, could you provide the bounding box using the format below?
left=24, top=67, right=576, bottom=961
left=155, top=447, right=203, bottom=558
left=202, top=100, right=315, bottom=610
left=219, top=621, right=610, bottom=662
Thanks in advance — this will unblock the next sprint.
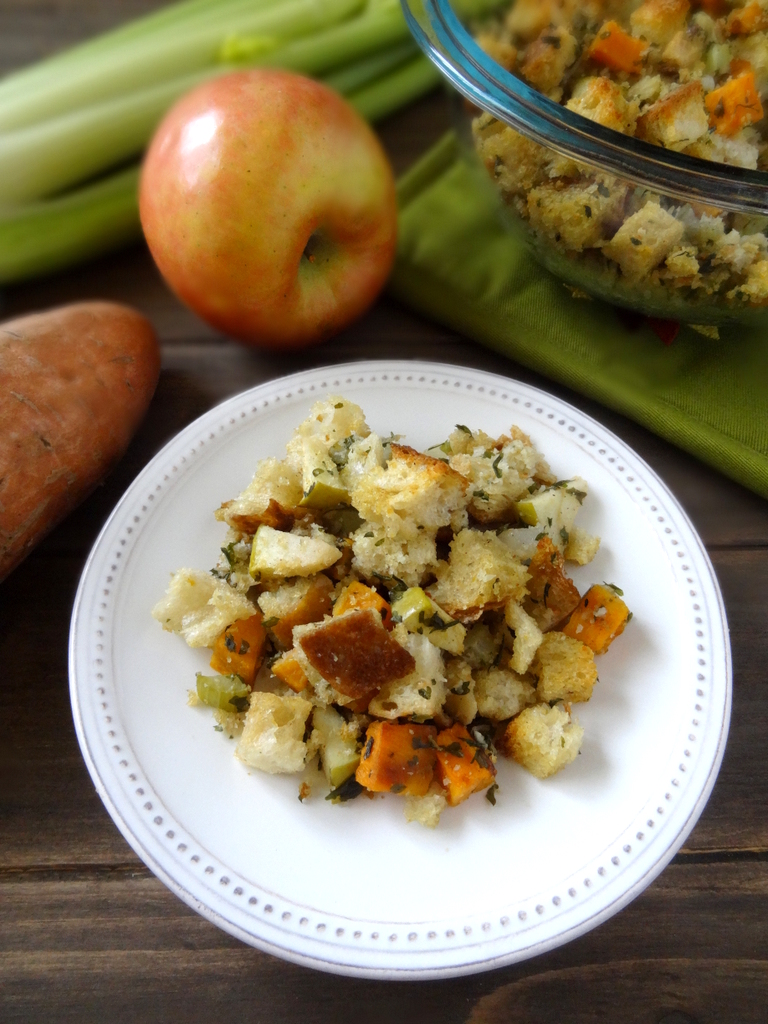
left=524, top=537, right=581, bottom=631
left=355, top=721, right=437, bottom=797
left=249, top=525, right=341, bottom=580
left=499, top=703, right=583, bottom=779
left=603, top=202, right=685, bottom=279
left=630, top=0, right=690, bottom=46
left=435, top=723, right=496, bottom=807
left=566, top=76, right=639, bottom=133
left=351, top=523, right=438, bottom=589
left=216, top=457, right=303, bottom=531
left=299, top=609, right=415, bottom=701
left=152, top=568, right=257, bottom=648
left=209, top=613, right=267, bottom=685
left=474, top=667, right=537, bottom=720
left=368, top=627, right=447, bottom=719
left=351, top=443, right=468, bottom=541
left=235, top=692, right=312, bottom=774
left=521, top=26, right=578, bottom=96
left=404, top=791, right=448, bottom=828
left=258, top=574, right=334, bottom=648
left=561, top=583, right=631, bottom=653
left=505, top=600, right=544, bottom=674
left=565, top=527, right=601, bottom=566
left=527, top=178, right=627, bottom=252
left=428, top=529, right=529, bottom=619
left=531, top=632, right=598, bottom=703
left=637, top=81, right=709, bottom=151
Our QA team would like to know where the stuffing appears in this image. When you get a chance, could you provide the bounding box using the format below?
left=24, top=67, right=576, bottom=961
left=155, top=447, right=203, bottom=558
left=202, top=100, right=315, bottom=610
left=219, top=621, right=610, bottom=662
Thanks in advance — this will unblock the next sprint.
left=235, top=691, right=312, bottom=774
left=151, top=568, right=257, bottom=648
left=498, top=703, right=584, bottom=779
left=154, top=397, right=628, bottom=825
left=471, top=0, right=768, bottom=313
left=530, top=631, right=599, bottom=703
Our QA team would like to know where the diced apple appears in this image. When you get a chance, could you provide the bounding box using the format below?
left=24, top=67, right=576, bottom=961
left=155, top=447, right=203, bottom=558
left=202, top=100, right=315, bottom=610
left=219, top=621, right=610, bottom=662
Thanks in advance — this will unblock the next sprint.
left=249, top=524, right=341, bottom=579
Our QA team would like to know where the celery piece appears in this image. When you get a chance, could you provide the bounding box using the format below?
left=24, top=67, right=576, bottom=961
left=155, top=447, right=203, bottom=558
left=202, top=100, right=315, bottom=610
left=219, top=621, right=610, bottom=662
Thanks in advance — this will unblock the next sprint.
left=0, top=166, right=141, bottom=286
left=0, top=0, right=363, bottom=132
left=196, top=673, right=250, bottom=712
left=324, top=38, right=419, bottom=95
left=514, top=500, right=538, bottom=527
left=347, top=54, right=442, bottom=123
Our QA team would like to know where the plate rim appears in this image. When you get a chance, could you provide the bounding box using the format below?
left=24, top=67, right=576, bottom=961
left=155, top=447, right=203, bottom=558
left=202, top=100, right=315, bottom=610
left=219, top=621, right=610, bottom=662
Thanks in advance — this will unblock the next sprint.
left=68, top=358, right=732, bottom=979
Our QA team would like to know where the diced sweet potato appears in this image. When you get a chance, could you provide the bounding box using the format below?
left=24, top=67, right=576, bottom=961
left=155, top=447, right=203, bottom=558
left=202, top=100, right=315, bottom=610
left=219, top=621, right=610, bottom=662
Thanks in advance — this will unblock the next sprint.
left=355, top=721, right=437, bottom=796
left=523, top=536, right=581, bottom=630
left=270, top=574, right=334, bottom=648
left=705, top=71, right=763, bottom=135
left=333, top=580, right=392, bottom=630
left=589, top=20, right=647, bottom=74
left=561, top=583, right=630, bottom=654
left=272, top=653, right=310, bottom=693
left=299, top=609, right=415, bottom=700
left=209, top=613, right=267, bottom=685
left=725, top=2, right=768, bottom=35
left=435, top=723, right=496, bottom=807
left=225, top=498, right=297, bottom=534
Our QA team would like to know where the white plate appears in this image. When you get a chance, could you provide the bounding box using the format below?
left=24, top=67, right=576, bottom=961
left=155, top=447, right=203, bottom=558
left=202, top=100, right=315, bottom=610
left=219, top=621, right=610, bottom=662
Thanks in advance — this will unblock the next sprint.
left=69, top=360, right=731, bottom=979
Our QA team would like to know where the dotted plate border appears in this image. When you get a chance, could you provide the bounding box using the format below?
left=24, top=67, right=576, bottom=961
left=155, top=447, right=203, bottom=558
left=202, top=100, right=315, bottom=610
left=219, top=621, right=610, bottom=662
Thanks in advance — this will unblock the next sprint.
left=69, top=360, right=731, bottom=979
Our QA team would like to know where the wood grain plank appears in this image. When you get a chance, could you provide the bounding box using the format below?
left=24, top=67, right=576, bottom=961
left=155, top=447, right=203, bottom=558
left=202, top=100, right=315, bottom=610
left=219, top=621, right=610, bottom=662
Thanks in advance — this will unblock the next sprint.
left=1, top=546, right=765, bottom=868
left=1, top=861, right=766, bottom=1023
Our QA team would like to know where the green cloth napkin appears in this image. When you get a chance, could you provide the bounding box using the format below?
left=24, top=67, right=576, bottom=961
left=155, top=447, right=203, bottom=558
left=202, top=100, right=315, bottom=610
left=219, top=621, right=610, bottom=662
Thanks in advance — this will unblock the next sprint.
left=390, top=131, right=768, bottom=500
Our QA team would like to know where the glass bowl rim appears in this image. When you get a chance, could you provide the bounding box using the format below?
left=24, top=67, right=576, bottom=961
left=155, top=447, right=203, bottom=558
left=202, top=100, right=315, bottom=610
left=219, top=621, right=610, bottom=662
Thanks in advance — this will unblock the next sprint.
left=402, top=0, right=768, bottom=215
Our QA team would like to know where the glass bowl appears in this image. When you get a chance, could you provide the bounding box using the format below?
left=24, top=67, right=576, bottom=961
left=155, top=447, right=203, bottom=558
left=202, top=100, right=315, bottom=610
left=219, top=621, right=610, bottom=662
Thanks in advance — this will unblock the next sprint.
left=401, top=0, right=768, bottom=327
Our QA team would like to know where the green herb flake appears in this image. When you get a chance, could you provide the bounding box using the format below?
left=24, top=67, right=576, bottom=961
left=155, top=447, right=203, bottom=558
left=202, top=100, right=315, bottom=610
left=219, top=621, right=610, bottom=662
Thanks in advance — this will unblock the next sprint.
left=224, top=633, right=236, bottom=652
left=229, top=694, right=249, bottom=713
left=326, top=778, right=364, bottom=803
left=238, top=639, right=250, bottom=655
left=473, top=489, right=490, bottom=501
left=485, top=783, right=499, bottom=806
left=334, top=402, right=344, bottom=408
left=418, top=686, right=432, bottom=700
left=213, top=725, right=224, bottom=732
left=374, top=538, right=386, bottom=547
left=456, top=424, right=472, bottom=434
left=261, top=616, right=279, bottom=629
left=604, top=582, right=624, bottom=596
left=364, top=531, right=374, bottom=538
left=543, top=581, right=551, bottom=605
left=560, top=527, right=570, bottom=546
left=492, top=453, right=503, bottom=478
left=390, top=783, right=406, bottom=794
left=450, top=679, right=471, bottom=696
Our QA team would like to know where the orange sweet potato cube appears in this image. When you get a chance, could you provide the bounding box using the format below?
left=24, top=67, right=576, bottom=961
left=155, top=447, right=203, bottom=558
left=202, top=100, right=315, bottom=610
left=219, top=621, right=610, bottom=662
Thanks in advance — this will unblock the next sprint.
left=270, top=574, right=334, bottom=648
left=333, top=580, right=393, bottom=630
left=435, top=723, right=496, bottom=807
left=272, top=653, right=310, bottom=693
left=209, top=613, right=267, bottom=685
left=355, top=721, right=437, bottom=796
left=561, top=583, right=630, bottom=654
left=589, top=20, right=647, bottom=74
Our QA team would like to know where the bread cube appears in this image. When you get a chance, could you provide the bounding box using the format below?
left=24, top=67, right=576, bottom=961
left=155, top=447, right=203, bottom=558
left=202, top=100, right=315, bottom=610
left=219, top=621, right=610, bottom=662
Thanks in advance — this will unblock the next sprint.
left=368, top=628, right=447, bottom=719
left=520, top=26, right=578, bottom=97
left=504, top=601, right=544, bottom=673
left=523, top=537, right=581, bottom=631
left=351, top=523, right=438, bottom=589
left=531, top=631, right=598, bottom=703
left=151, top=568, right=257, bottom=648
left=637, top=82, right=709, bottom=151
left=257, top=574, right=334, bottom=647
left=527, top=178, right=627, bottom=252
left=630, top=0, right=690, bottom=46
left=428, top=529, right=529, bottom=619
left=498, top=703, right=584, bottom=779
left=404, top=791, right=448, bottom=828
left=443, top=657, right=477, bottom=725
left=215, top=457, right=303, bottom=532
left=474, top=667, right=537, bottom=720
left=566, top=77, right=639, bottom=134
left=603, top=202, right=685, bottom=279
left=235, top=692, right=312, bottom=774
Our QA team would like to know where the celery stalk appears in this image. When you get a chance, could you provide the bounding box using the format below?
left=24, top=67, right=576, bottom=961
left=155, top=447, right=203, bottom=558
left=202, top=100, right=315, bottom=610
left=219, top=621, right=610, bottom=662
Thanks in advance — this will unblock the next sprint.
left=322, top=38, right=419, bottom=94
left=0, top=167, right=142, bottom=285
left=348, top=54, right=442, bottom=122
left=0, top=35, right=443, bottom=284
left=0, top=0, right=363, bottom=132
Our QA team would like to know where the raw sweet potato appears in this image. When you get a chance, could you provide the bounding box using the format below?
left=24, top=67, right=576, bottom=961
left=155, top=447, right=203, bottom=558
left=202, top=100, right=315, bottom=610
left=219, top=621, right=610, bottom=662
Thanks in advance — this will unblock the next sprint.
left=0, top=302, right=159, bottom=581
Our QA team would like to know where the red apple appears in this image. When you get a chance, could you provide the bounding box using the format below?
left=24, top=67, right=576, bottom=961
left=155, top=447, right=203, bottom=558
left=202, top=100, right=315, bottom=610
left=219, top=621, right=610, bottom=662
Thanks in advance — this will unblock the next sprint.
left=139, top=69, right=398, bottom=349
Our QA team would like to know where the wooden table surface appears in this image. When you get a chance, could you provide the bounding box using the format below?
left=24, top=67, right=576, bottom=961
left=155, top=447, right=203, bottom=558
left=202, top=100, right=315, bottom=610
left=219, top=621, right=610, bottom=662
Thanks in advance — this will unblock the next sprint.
left=2, top=3, right=767, bottom=1022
